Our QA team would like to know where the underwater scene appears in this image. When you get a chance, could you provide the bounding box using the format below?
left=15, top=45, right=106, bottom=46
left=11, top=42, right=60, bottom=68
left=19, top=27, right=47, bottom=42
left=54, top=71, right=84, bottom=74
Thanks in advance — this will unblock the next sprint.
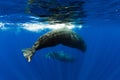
left=0, top=0, right=120, bottom=80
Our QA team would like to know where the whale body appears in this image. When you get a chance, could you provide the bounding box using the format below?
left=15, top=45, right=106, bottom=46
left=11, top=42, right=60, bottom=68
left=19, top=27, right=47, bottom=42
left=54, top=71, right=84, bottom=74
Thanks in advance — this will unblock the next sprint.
left=22, top=28, right=86, bottom=62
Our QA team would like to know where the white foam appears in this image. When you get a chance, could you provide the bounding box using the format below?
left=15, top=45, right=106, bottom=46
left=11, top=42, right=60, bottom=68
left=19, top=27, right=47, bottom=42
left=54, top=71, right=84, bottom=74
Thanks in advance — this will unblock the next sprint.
left=21, top=22, right=83, bottom=32
left=0, top=22, right=8, bottom=30
left=0, top=22, right=83, bottom=32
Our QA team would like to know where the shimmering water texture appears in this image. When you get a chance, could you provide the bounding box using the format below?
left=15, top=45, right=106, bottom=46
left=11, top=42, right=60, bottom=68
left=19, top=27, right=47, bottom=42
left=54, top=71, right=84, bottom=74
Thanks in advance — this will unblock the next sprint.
left=26, top=0, right=86, bottom=24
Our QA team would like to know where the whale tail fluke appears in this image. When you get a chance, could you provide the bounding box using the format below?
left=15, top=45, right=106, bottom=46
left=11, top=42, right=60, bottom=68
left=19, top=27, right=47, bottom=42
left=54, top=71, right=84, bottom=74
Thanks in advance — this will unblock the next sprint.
left=22, top=48, right=35, bottom=62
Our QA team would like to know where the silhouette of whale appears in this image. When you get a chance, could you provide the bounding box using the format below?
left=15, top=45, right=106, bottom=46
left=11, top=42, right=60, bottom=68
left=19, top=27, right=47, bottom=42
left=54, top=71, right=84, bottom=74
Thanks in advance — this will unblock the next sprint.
left=22, top=28, right=86, bottom=62
left=46, top=51, right=75, bottom=62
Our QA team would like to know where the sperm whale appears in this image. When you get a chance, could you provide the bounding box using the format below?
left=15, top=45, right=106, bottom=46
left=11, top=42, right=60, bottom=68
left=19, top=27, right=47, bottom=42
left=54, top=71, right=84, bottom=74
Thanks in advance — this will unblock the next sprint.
left=22, top=28, right=86, bottom=62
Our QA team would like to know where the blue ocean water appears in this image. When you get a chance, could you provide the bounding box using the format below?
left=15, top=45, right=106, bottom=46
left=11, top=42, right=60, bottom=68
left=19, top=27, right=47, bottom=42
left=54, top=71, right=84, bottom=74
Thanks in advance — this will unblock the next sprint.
left=0, top=0, right=120, bottom=80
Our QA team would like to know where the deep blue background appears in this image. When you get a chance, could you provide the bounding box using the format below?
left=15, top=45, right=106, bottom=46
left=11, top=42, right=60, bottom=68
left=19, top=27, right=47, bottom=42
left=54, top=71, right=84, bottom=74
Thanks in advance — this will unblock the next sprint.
left=0, top=0, right=120, bottom=80
left=1, top=26, right=120, bottom=80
